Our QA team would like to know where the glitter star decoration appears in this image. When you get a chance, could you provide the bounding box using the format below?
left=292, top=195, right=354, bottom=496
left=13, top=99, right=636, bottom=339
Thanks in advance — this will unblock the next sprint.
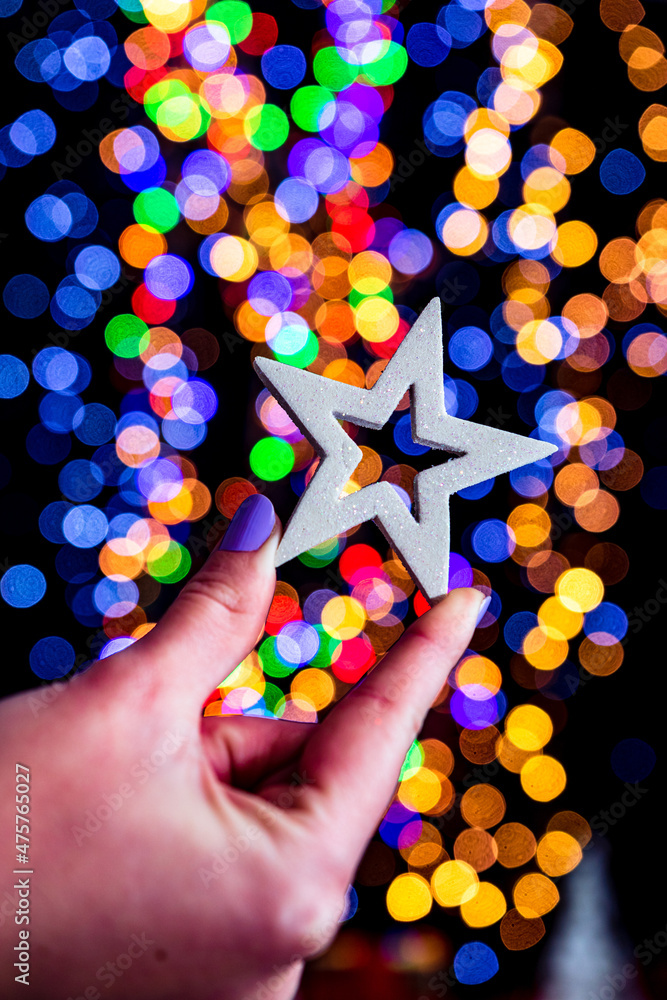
left=254, top=298, right=557, bottom=603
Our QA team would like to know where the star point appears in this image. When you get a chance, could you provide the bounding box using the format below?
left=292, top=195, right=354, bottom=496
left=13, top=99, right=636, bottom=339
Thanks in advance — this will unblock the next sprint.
left=254, top=298, right=557, bottom=603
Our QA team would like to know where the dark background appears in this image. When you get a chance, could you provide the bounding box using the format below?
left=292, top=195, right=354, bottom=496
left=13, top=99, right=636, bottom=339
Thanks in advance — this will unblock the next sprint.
left=0, top=1, right=665, bottom=996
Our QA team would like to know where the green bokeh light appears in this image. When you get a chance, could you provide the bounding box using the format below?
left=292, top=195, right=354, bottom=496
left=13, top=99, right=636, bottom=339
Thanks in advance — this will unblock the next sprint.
left=313, top=47, right=358, bottom=91
left=298, top=536, right=342, bottom=568
left=116, top=0, right=147, bottom=22
left=156, top=95, right=209, bottom=140
left=207, top=0, right=253, bottom=43
left=104, top=314, right=150, bottom=358
left=147, top=541, right=192, bottom=584
left=262, top=681, right=284, bottom=713
left=290, top=85, right=335, bottom=132
left=273, top=330, right=319, bottom=369
left=307, top=625, right=341, bottom=669
left=244, top=104, right=289, bottom=151
left=144, top=79, right=191, bottom=123
left=259, top=635, right=296, bottom=678
left=133, top=187, right=180, bottom=233
left=349, top=285, right=394, bottom=310
left=361, top=41, right=408, bottom=85
left=399, top=740, right=425, bottom=781
left=249, top=437, right=295, bottom=481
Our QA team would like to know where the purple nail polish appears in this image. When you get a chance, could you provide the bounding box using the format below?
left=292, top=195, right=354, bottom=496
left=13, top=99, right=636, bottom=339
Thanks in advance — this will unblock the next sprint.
left=475, top=594, right=492, bottom=627
left=220, top=494, right=275, bottom=552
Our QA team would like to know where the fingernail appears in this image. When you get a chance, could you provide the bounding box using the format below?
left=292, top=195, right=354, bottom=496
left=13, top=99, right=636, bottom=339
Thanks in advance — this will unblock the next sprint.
left=220, top=494, right=276, bottom=552
left=475, top=594, right=492, bottom=627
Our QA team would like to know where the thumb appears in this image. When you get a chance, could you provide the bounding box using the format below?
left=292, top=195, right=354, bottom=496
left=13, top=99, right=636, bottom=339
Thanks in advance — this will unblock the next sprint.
left=119, top=494, right=280, bottom=715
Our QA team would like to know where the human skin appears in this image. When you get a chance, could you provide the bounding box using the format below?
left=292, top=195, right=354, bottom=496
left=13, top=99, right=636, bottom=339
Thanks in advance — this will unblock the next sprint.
left=0, top=513, right=485, bottom=1000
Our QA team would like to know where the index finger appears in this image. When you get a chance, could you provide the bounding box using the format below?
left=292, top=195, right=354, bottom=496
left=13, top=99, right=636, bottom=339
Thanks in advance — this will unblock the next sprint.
left=299, top=587, right=486, bottom=861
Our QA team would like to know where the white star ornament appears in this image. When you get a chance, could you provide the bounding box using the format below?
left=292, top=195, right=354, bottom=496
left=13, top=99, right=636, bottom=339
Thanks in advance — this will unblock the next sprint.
left=254, top=298, right=557, bottom=604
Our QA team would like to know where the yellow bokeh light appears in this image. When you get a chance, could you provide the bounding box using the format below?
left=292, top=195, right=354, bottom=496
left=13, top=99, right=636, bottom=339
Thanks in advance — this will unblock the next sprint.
left=536, top=830, right=583, bottom=876
left=508, top=503, right=551, bottom=546
left=538, top=595, right=584, bottom=639
left=523, top=625, right=569, bottom=670
left=520, top=754, right=567, bottom=801
left=496, top=734, right=543, bottom=773
left=355, top=297, right=400, bottom=343
left=386, top=873, right=433, bottom=922
left=321, top=595, right=366, bottom=640
left=269, top=233, right=313, bottom=276
left=503, top=259, right=551, bottom=302
left=398, top=767, right=443, bottom=813
left=210, top=235, right=258, bottom=281
left=523, top=166, right=571, bottom=212
left=245, top=200, right=290, bottom=246
left=440, top=208, right=488, bottom=256
left=556, top=567, right=604, bottom=612
left=550, top=128, right=596, bottom=173
left=552, top=220, right=598, bottom=267
left=221, top=651, right=263, bottom=692
left=514, top=872, right=560, bottom=917
left=516, top=318, right=563, bottom=364
left=493, top=80, right=542, bottom=126
left=464, top=106, right=511, bottom=141
left=494, top=822, right=537, bottom=867
left=401, top=822, right=443, bottom=866
left=501, top=36, right=563, bottom=89
left=432, top=860, right=480, bottom=907
left=486, top=0, right=531, bottom=32
left=348, top=251, right=392, bottom=295
left=290, top=668, right=335, bottom=712
left=456, top=655, right=503, bottom=697
left=461, top=882, right=507, bottom=927
left=349, top=143, right=394, bottom=187
left=461, top=784, right=506, bottom=828
left=642, top=113, right=667, bottom=160
left=454, top=827, right=499, bottom=872
left=142, top=0, right=194, bottom=33
left=509, top=203, right=557, bottom=252
left=465, top=127, right=512, bottom=178
left=453, top=166, right=500, bottom=209
left=506, top=704, right=553, bottom=751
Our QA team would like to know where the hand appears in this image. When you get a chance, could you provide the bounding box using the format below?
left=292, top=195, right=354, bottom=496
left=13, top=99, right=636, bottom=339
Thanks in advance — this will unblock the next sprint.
left=0, top=494, right=486, bottom=1000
